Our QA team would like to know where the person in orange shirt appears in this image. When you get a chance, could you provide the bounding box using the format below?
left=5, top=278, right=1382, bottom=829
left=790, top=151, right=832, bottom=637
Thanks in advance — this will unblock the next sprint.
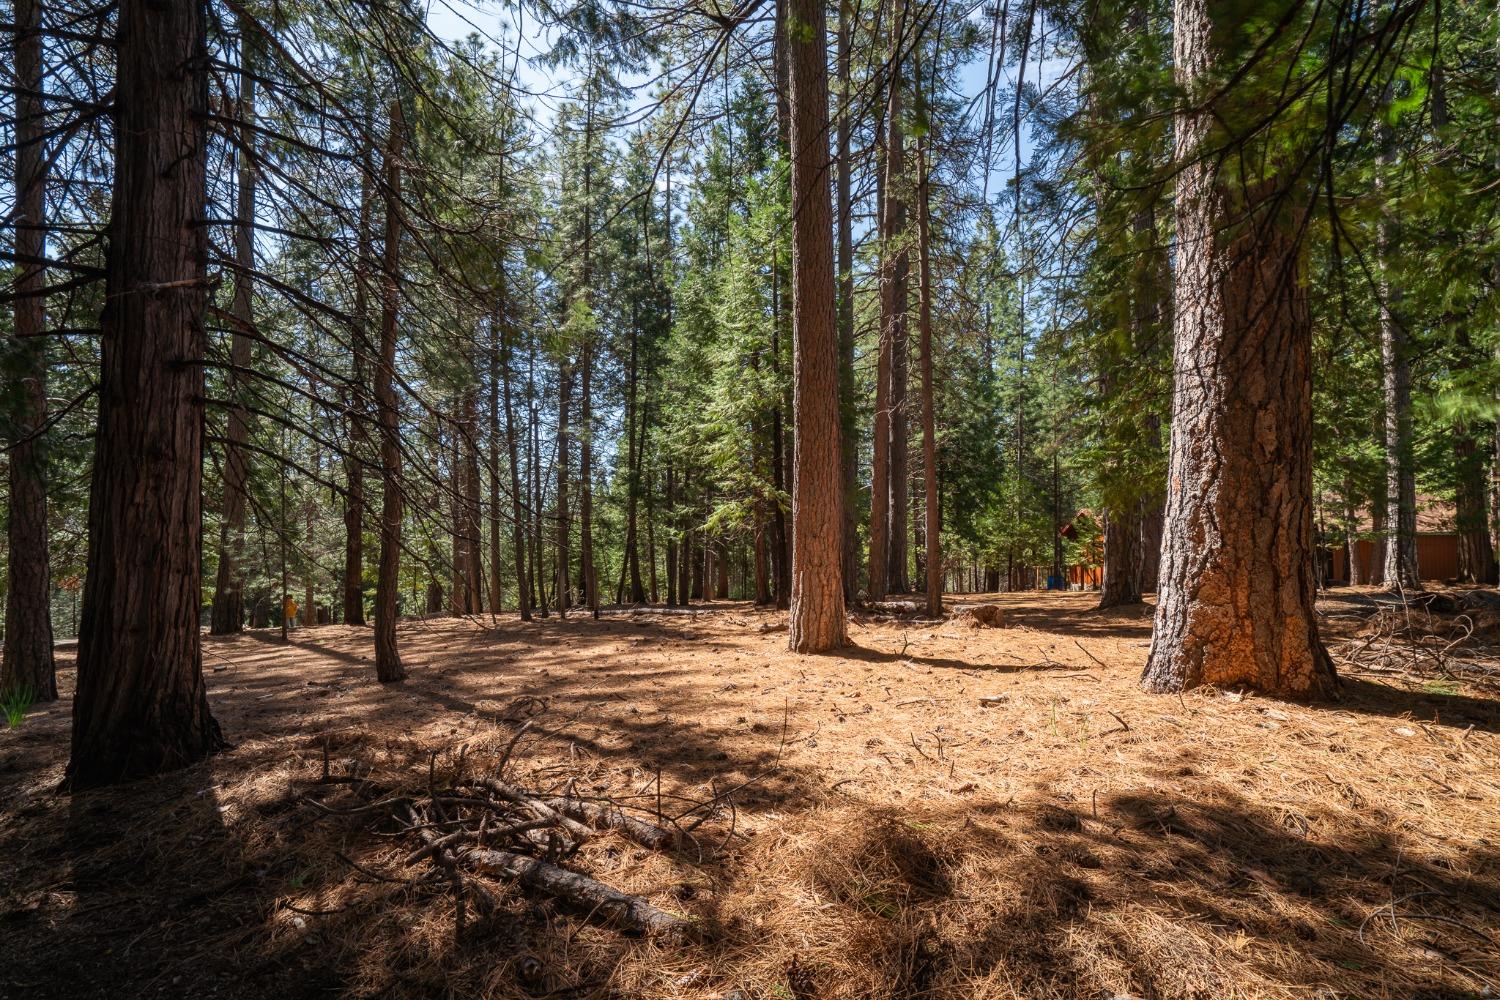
left=283, top=596, right=298, bottom=630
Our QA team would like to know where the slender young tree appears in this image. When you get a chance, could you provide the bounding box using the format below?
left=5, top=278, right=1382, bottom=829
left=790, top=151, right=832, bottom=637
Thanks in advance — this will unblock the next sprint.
left=343, top=151, right=375, bottom=627
left=836, top=0, right=860, bottom=602
left=3, top=0, right=56, bottom=702
left=1141, top=0, right=1336, bottom=699
left=66, top=0, right=224, bottom=789
left=1376, top=88, right=1420, bottom=591
left=785, top=0, right=847, bottom=652
left=373, top=99, right=408, bottom=684
left=915, top=131, right=941, bottom=618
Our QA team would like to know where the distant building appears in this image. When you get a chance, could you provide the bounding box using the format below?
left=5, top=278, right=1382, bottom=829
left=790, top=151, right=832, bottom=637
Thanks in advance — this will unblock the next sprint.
left=1325, top=496, right=1460, bottom=584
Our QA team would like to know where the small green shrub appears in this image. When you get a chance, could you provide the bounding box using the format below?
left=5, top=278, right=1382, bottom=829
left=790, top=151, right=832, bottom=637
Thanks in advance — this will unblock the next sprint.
left=2, top=685, right=35, bottom=729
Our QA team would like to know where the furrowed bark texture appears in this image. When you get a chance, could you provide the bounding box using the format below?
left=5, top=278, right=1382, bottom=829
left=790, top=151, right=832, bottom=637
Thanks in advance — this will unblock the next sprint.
left=67, top=0, right=224, bottom=788
left=1141, top=0, right=1335, bottom=699
left=785, top=0, right=847, bottom=652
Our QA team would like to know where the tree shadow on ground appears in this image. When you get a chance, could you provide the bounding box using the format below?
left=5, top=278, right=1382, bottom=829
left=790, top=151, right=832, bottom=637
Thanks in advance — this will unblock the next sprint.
left=714, top=786, right=1500, bottom=999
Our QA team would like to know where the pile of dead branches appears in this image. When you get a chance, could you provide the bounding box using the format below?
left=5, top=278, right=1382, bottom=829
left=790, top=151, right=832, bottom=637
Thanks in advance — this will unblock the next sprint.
left=1326, top=597, right=1500, bottom=690
left=301, top=725, right=728, bottom=940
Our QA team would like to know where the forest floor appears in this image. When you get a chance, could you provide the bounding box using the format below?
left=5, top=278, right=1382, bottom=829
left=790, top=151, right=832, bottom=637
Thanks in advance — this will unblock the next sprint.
left=3, top=590, right=1499, bottom=999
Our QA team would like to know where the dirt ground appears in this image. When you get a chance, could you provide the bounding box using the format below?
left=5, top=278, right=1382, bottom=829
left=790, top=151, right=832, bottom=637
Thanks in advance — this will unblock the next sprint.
left=3, top=591, right=1498, bottom=999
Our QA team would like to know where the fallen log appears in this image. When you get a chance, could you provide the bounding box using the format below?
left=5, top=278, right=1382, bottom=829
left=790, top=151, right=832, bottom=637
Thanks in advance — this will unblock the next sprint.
left=462, top=846, right=692, bottom=937
left=544, top=796, right=681, bottom=851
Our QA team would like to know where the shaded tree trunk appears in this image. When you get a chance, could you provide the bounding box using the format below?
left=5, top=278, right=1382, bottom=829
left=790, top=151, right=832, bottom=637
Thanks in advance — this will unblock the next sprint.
left=1377, top=93, right=1419, bottom=591
left=373, top=99, right=407, bottom=684
left=1141, top=0, right=1335, bottom=699
left=785, top=0, right=848, bottom=652
left=460, top=374, right=484, bottom=613
left=66, top=0, right=224, bottom=788
left=1455, top=415, right=1498, bottom=584
left=3, top=0, right=56, bottom=701
left=556, top=359, right=572, bottom=617
left=498, top=291, right=531, bottom=620
left=836, top=0, right=860, bottom=603
left=342, top=152, right=374, bottom=627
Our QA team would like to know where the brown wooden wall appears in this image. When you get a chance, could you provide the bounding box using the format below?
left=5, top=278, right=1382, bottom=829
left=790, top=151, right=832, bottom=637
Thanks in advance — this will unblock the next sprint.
left=1331, top=536, right=1459, bottom=583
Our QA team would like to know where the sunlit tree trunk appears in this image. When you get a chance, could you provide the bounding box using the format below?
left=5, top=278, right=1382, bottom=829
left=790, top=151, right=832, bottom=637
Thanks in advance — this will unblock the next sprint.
left=785, top=0, right=847, bottom=652
left=67, top=0, right=224, bottom=788
left=1141, top=0, right=1335, bottom=699
left=915, top=135, right=941, bottom=618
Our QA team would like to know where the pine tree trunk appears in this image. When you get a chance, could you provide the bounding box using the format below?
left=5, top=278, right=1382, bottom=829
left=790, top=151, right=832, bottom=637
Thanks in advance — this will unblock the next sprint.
left=66, top=0, right=224, bottom=788
left=868, top=3, right=901, bottom=604
left=556, top=360, right=572, bottom=617
left=836, top=0, right=860, bottom=604
left=343, top=151, right=374, bottom=627
left=666, top=466, right=679, bottom=606
left=1377, top=102, right=1420, bottom=591
left=489, top=309, right=505, bottom=615
left=915, top=136, right=941, bottom=619
left=1455, top=429, right=1498, bottom=584
left=209, top=25, right=256, bottom=636
left=580, top=335, right=598, bottom=618
left=786, top=0, right=848, bottom=652
left=373, top=100, right=407, bottom=683
left=3, top=0, right=56, bottom=701
left=883, top=6, right=910, bottom=596
left=498, top=292, right=531, bottom=620
left=462, top=377, right=484, bottom=612
left=528, top=342, right=547, bottom=615
left=304, top=404, right=317, bottom=626
left=1141, top=0, right=1335, bottom=699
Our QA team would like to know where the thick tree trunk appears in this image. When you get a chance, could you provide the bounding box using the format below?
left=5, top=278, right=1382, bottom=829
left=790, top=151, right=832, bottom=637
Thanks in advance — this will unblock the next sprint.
left=66, top=0, right=224, bottom=788
left=785, top=0, right=848, bottom=652
left=3, top=0, right=56, bottom=701
left=373, top=100, right=407, bottom=684
left=209, top=25, right=256, bottom=636
left=1141, top=0, right=1335, bottom=699
left=915, top=137, right=941, bottom=619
